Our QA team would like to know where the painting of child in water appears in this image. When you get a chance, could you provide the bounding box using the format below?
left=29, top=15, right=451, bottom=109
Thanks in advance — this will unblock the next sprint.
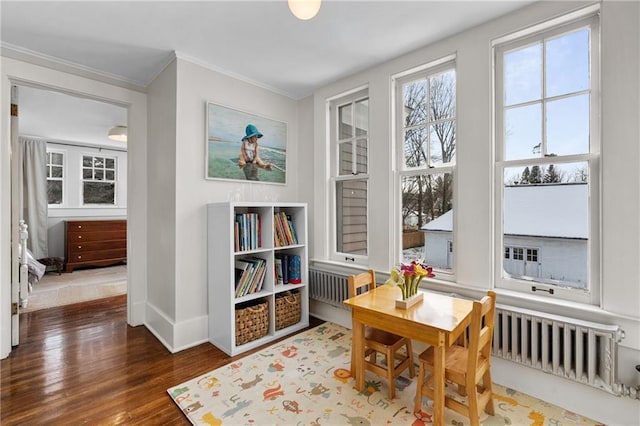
left=206, top=103, right=286, bottom=184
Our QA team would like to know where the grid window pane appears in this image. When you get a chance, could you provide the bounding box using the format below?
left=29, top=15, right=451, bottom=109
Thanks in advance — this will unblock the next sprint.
left=355, top=99, right=368, bottom=136
left=51, top=166, right=63, bottom=178
left=404, top=127, right=427, bottom=168
left=51, top=152, right=63, bottom=165
left=546, top=29, right=589, bottom=98
left=336, top=179, right=367, bottom=256
left=504, top=103, right=542, bottom=161
left=546, top=94, right=589, bottom=156
left=83, top=168, right=92, bottom=179
left=504, top=43, right=542, bottom=106
left=47, top=180, right=62, bottom=205
left=404, top=79, right=426, bottom=127
left=83, top=182, right=115, bottom=204
left=429, top=121, right=456, bottom=165
left=339, top=104, right=353, bottom=139
left=82, top=156, right=92, bottom=167
left=355, top=139, right=368, bottom=174
left=401, top=173, right=453, bottom=270
left=105, top=158, right=115, bottom=169
left=338, top=142, right=352, bottom=175
left=429, top=70, right=456, bottom=121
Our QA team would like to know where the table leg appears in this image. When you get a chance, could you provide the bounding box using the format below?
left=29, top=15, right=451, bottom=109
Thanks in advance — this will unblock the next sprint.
left=433, top=332, right=446, bottom=425
left=352, top=316, right=365, bottom=392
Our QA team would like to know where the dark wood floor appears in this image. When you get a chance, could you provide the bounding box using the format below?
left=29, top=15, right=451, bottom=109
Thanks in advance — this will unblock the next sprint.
left=1, top=295, right=324, bottom=425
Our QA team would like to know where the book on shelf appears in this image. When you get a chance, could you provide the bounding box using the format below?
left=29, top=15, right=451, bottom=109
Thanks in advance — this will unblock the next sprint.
left=274, top=257, right=283, bottom=285
left=234, top=212, right=262, bottom=252
left=273, top=212, right=299, bottom=247
left=288, top=254, right=301, bottom=284
left=275, top=253, right=289, bottom=284
left=235, top=257, right=267, bottom=297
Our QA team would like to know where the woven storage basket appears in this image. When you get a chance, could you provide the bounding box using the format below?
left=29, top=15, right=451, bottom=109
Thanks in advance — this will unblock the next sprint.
left=275, top=291, right=301, bottom=330
left=235, top=300, right=269, bottom=346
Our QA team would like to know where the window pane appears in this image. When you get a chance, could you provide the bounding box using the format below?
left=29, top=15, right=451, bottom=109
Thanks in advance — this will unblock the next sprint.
left=51, top=166, right=63, bottom=178
left=404, top=79, right=426, bottom=127
left=354, top=99, right=368, bottom=136
left=83, top=182, right=115, bottom=204
left=105, top=158, right=115, bottom=169
left=504, top=43, right=542, bottom=106
left=338, top=142, right=352, bottom=175
left=336, top=179, right=367, bottom=256
left=95, top=169, right=104, bottom=180
left=94, top=157, right=104, bottom=168
left=47, top=180, right=62, bottom=205
left=83, top=168, right=92, bottom=179
left=503, top=163, right=588, bottom=288
left=82, top=156, right=92, bottom=167
left=404, top=127, right=427, bottom=168
left=339, top=104, right=353, bottom=139
left=401, top=173, right=453, bottom=271
left=546, top=94, right=589, bottom=156
left=429, top=121, right=456, bottom=165
left=51, top=152, right=63, bottom=165
left=546, top=29, right=589, bottom=97
left=429, top=70, right=456, bottom=121
left=504, top=103, right=541, bottom=160
left=105, top=170, right=115, bottom=180
left=355, top=139, right=367, bottom=174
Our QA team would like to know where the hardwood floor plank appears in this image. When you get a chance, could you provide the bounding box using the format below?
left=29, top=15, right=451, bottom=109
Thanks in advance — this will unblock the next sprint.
left=1, top=295, right=324, bottom=424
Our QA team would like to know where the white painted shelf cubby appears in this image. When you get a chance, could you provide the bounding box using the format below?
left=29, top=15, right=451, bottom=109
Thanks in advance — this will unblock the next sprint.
left=207, top=202, right=309, bottom=356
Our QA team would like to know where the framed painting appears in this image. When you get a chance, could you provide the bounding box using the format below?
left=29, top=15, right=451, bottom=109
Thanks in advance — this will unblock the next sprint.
left=206, top=102, right=287, bottom=184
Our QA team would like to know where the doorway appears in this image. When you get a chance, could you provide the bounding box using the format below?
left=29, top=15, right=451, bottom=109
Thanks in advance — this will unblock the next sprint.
left=14, top=85, right=128, bottom=313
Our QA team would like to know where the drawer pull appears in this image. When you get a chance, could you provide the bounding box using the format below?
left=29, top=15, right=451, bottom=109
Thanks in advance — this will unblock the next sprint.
left=77, top=236, right=82, bottom=239
left=78, top=245, right=82, bottom=249
left=77, top=225, right=82, bottom=229
left=77, top=255, right=82, bottom=259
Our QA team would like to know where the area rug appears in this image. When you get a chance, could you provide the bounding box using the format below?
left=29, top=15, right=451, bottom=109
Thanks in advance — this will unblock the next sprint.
left=168, top=322, right=602, bottom=425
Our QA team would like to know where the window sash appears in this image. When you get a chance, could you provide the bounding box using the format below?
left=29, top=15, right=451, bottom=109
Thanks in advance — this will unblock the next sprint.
left=494, top=12, right=600, bottom=304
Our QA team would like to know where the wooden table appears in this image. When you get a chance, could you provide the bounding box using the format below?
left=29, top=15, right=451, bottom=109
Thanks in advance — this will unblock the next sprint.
left=343, top=285, right=474, bottom=424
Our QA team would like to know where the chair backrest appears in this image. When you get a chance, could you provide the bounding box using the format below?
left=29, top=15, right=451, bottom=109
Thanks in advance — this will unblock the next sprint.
left=348, top=269, right=377, bottom=298
left=467, top=291, right=497, bottom=372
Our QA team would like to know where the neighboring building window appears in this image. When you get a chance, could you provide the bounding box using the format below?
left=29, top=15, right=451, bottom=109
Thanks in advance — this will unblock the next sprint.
left=395, top=60, right=456, bottom=274
left=331, top=89, right=369, bottom=262
left=46, top=151, right=64, bottom=205
left=82, top=155, right=116, bottom=205
left=504, top=247, right=510, bottom=259
left=495, top=12, right=599, bottom=302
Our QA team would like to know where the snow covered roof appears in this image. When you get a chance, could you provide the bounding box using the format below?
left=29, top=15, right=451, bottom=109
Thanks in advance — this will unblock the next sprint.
left=421, top=183, right=588, bottom=239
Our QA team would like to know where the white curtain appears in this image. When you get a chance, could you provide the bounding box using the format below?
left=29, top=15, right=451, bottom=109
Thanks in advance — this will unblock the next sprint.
left=20, top=137, right=48, bottom=259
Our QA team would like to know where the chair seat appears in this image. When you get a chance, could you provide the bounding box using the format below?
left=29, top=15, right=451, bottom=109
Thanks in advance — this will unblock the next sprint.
left=419, top=345, right=490, bottom=384
left=365, top=326, right=406, bottom=347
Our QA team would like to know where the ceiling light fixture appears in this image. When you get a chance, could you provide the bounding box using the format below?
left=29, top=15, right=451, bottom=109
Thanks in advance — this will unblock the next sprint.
left=108, top=125, right=128, bottom=142
left=288, top=0, right=321, bottom=20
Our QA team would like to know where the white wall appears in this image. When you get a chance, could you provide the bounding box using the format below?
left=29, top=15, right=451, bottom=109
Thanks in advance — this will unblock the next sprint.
left=143, top=57, right=302, bottom=351
left=308, top=2, right=640, bottom=424
left=0, top=57, right=148, bottom=358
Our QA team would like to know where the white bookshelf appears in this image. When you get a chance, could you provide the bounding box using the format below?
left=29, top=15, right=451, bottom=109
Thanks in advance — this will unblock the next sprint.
left=207, top=202, right=309, bottom=356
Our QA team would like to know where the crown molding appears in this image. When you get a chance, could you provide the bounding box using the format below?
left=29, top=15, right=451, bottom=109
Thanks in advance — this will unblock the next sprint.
left=1, top=42, right=147, bottom=93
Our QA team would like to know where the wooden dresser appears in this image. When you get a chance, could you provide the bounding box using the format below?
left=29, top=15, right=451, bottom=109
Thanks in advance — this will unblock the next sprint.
left=65, top=220, right=127, bottom=273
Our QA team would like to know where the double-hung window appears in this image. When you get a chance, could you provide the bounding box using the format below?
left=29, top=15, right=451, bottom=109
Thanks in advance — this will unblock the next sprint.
left=82, top=155, right=117, bottom=205
left=494, top=12, right=600, bottom=303
left=395, top=60, right=456, bottom=274
left=46, top=150, right=64, bottom=206
left=330, top=89, right=369, bottom=263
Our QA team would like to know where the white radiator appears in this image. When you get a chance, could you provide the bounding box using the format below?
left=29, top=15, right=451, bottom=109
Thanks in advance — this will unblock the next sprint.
left=492, top=305, right=631, bottom=397
left=309, top=267, right=636, bottom=399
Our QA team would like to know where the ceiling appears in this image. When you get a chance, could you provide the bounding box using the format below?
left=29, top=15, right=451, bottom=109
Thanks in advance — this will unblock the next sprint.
left=1, top=0, right=534, bottom=147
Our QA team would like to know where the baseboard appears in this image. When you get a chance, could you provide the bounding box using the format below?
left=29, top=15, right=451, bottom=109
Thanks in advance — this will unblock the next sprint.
left=144, top=301, right=209, bottom=353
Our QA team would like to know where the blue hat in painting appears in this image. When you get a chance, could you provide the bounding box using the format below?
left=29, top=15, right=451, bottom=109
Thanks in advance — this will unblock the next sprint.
left=242, top=124, right=263, bottom=141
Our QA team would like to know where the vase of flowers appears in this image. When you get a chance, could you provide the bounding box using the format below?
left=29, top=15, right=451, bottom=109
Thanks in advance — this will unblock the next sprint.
left=385, top=261, right=435, bottom=309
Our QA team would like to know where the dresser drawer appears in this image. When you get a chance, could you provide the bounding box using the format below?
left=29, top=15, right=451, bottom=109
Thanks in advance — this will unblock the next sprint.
left=67, top=240, right=127, bottom=255
left=67, top=248, right=127, bottom=263
left=67, top=230, right=126, bottom=243
left=66, top=220, right=126, bottom=232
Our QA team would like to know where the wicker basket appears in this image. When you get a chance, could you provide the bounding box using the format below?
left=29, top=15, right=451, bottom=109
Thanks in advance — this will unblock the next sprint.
left=235, top=299, right=269, bottom=346
left=275, top=291, right=301, bottom=330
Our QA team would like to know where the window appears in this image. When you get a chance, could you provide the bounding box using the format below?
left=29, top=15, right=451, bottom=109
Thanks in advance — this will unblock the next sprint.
left=495, top=12, right=599, bottom=303
left=330, top=89, right=369, bottom=262
left=46, top=151, right=64, bottom=205
left=82, top=155, right=117, bottom=205
left=395, top=60, right=456, bottom=274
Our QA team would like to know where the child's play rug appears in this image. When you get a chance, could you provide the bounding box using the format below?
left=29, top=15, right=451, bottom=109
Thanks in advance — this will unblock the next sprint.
left=168, top=322, right=602, bottom=425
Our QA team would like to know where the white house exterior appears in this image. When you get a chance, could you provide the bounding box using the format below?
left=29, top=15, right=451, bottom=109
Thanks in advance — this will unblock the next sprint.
left=422, top=183, right=588, bottom=288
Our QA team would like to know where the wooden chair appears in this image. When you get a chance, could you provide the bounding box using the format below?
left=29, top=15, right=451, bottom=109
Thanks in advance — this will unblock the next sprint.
left=413, top=291, right=496, bottom=426
left=348, top=270, right=415, bottom=399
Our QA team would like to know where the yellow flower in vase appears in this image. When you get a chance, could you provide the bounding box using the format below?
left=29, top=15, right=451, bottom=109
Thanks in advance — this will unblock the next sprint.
left=385, top=261, right=435, bottom=300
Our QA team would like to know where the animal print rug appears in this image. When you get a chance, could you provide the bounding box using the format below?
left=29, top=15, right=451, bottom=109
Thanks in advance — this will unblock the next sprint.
left=168, top=322, right=602, bottom=425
